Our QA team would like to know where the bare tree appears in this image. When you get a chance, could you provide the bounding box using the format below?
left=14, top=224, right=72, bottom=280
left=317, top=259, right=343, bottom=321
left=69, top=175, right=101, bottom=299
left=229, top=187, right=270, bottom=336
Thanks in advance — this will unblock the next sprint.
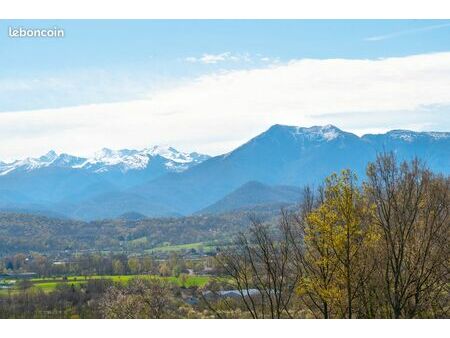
left=211, top=214, right=302, bottom=318
left=366, top=153, right=449, bottom=318
left=129, top=278, right=175, bottom=319
left=99, top=278, right=176, bottom=318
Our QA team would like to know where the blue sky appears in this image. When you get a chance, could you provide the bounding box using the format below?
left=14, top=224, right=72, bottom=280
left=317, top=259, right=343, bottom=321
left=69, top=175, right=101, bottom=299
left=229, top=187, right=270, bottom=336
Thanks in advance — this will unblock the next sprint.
left=2, top=20, right=450, bottom=111
left=0, top=20, right=450, bottom=159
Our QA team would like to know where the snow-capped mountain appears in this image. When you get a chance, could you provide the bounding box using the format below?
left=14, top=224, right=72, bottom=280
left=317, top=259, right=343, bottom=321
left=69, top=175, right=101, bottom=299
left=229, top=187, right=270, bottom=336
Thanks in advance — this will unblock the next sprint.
left=0, top=125, right=448, bottom=220
left=131, top=124, right=450, bottom=216
left=0, top=146, right=210, bottom=176
left=73, top=146, right=209, bottom=173
left=0, top=151, right=64, bottom=176
left=292, top=124, right=343, bottom=141
left=365, top=129, right=450, bottom=142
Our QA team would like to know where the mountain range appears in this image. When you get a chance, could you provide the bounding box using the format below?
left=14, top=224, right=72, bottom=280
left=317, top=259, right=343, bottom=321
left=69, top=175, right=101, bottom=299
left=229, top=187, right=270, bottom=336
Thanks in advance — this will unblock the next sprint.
left=0, top=124, right=448, bottom=220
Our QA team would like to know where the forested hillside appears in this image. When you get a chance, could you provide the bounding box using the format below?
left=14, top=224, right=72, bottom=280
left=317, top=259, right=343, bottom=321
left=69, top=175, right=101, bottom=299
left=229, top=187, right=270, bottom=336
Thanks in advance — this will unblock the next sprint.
left=0, top=206, right=283, bottom=255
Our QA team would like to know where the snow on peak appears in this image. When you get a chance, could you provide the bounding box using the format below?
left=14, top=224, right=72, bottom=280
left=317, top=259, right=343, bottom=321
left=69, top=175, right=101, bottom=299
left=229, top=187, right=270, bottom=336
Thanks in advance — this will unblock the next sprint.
left=143, top=145, right=206, bottom=164
left=77, top=145, right=209, bottom=172
left=387, top=130, right=450, bottom=142
left=0, top=146, right=210, bottom=176
left=293, top=124, right=341, bottom=141
left=386, top=130, right=419, bottom=142
left=79, top=148, right=149, bottom=171
left=40, top=150, right=58, bottom=162
left=0, top=150, right=61, bottom=175
left=425, top=131, right=450, bottom=140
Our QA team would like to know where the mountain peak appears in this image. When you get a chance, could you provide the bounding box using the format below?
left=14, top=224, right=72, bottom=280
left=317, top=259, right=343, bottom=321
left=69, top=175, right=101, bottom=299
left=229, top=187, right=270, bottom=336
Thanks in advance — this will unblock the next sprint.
left=83, top=146, right=182, bottom=172
left=0, top=146, right=210, bottom=176
left=26, top=150, right=59, bottom=168
left=358, top=129, right=450, bottom=143
left=296, top=124, right=342, bottom=139
left=385, top=129, right=450, bottom=142
left=265, top=124, right=343, bottom=142
left=40, top=150, right=58, bottom=160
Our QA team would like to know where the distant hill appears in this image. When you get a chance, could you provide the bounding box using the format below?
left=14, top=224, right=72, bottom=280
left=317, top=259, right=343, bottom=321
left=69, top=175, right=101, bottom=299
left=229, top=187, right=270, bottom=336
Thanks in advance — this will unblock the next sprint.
left=199, top=181, right=301, bottom=214
left=0, top=125, right=448, bottom=220
left=118, top=211, right=149, bottom=221
left=0, top=209, right=282, bottom=255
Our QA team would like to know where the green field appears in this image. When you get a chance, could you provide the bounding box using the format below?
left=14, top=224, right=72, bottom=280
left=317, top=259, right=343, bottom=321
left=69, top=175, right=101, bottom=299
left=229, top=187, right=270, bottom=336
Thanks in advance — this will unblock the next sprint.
left=128, top=236, right=148, bottom=247
left=0, top=274, right=210, bottom=296
left=146, top=241, right=218, bottom=253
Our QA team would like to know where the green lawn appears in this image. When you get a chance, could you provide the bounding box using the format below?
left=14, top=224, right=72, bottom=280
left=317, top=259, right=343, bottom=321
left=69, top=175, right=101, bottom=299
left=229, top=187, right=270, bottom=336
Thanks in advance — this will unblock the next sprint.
left=0, top=274, right=210, bottom=296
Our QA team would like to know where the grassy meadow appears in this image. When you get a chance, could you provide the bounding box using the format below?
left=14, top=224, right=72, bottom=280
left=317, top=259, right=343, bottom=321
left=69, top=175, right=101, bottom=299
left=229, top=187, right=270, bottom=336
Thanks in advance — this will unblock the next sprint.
left=0, top=274, right=210, bottom=295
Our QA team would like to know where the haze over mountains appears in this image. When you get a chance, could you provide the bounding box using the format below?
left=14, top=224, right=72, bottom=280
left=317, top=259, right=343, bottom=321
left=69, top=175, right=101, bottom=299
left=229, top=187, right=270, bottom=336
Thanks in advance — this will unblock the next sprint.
left=0, top=125, right=448, bottom=220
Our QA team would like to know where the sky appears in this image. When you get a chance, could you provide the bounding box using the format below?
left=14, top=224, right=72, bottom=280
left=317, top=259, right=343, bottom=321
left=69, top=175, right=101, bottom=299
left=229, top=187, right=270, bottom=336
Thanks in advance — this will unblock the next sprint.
left=1, top=20, right=450, bottom=161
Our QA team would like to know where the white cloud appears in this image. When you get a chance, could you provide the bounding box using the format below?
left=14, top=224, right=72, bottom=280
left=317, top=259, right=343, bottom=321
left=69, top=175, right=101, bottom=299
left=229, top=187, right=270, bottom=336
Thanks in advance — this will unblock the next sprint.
left=1, top=52, right=450, bottom=161
left=185, top=52, right=251, bottom=64
left=0, top=69, right=163, bottom=112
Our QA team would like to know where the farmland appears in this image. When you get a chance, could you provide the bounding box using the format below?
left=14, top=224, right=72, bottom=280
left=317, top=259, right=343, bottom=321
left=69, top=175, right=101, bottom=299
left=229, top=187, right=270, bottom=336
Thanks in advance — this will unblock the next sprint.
left=0, top=274, right=210, bottom=296
left=146, top=241, right=219, bottom=253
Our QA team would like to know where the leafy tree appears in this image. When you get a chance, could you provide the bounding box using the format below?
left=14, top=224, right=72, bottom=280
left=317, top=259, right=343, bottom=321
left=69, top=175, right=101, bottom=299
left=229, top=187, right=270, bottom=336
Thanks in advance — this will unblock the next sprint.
left=308, top=170, right=377, bottom=318
left=112, top=260, right=125, bottom=275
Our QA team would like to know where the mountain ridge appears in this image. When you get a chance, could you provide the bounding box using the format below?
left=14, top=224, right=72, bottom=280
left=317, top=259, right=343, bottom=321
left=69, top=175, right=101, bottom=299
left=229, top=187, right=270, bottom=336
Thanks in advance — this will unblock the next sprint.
left=0, top=124, right=448, bottom=220
left=128, top=124, right=449, bottom=216
left=0, top=146, right=210, bottom=176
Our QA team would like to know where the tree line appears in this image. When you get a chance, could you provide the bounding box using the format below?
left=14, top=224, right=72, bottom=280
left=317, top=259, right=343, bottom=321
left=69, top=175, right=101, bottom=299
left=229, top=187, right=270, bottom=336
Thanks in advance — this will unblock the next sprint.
left=0, top=252, right=207, bottom=278
left=0, top=277, right=214, bottom=319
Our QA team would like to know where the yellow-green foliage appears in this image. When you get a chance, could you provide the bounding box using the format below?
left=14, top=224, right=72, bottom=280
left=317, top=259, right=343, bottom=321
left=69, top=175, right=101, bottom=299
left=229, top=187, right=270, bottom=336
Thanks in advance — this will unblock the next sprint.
left=299, top=170, right=378, bottom=318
